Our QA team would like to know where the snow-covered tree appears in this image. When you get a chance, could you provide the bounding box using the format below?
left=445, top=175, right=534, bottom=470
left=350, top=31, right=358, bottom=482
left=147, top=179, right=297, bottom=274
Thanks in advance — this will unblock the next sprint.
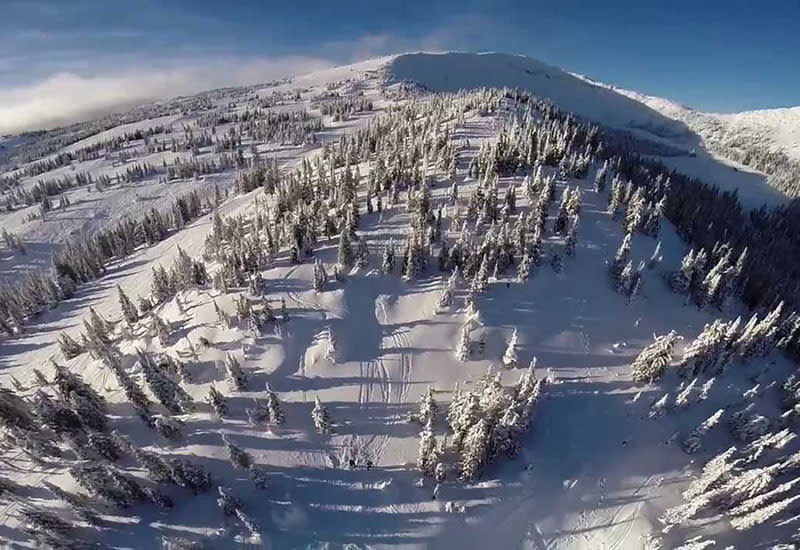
left=136, top=348, right=192, bottom=414
left=460, top=417, right=489, bottom=481
left=455, top=324, right=471, bottom=362
left=312, top=396, right=333, bottom=434
left=354, top=237, right=370, bottom=269
left=502, top=328, right=519, bottom=368
left=337, top=228, right=353, bottom=270
left=683, top=409, right=725, bottom=454
left=381, top=239, right=395, bottom=274
left=118, top=286, right=139, bottom=325
left=262, top=383, right=285, bottom=425
left=224, top=353, right=247, bottom=391
left=222, top=433, right=252, bottom=469
left=435, top=286, right=453, bottom=311
left=417, top=418, right=440, bottom=477
left=564, top=215, right=579, bottom=256
left=313, top=259, right=327, bottom=291
left=207, top=385, right=227, bottom=417
left=58, top=332, right=84, bottom=359
left=630, top=331, right=681, bottom=383
left=611, top=232, right=632, bottom=283
left=517, top=250, right=532, bottom=282
left=418, top=386, right=438, bottom=426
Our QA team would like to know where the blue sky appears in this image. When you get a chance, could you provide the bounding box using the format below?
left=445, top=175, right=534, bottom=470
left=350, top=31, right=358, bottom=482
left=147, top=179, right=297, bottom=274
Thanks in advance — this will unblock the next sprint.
left=1, top=0, right=798, bottom=132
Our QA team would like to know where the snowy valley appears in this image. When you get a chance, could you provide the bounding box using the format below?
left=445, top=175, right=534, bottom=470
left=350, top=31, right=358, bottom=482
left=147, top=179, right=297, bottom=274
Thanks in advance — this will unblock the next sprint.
left=0, top=52, right=800, bottom=549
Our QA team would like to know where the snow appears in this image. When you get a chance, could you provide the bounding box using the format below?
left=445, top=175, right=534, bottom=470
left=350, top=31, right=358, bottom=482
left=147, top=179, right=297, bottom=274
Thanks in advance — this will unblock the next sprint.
left=387, top=52, right=791, bottom=208
left=389, top=52, right=688, bottom=138
left=605, top=80, right=800, bottom=163
left=0, top=52, right=797, bottom=549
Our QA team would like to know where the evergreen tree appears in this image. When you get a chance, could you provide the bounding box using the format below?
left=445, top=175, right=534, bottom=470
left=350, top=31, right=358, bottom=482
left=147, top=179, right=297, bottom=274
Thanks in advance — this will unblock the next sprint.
left=213, top=300, right=230, bottom=327
left=418, top=386, right=438, bottom=426
left=354, top=237, right=370, bottom=269
left=337, top=229, right=353, bottom=270
left=611, top=232, right=632, bottom=283
left=417, top=417, right=440, bottom=477
left=136, top=348, right=192, bottom=414
left=502, top=328, right=519, bottom=368
left=313, top=259, right=328, bottom=291
left=564, top=215, right=579, bottom=256
left=460, top=418, right=489, bottom=481
left=118, top=287, right=138, bottom=325
left=553, top=188, right=570, bottom=235
left=381, top=239, right=395, bottom=274
left=222, top=433, right=252, bottom=469
left=224, top=353, right=247, bottom=391
left=312, top=396, right=332, bottom=434
left=631, top=331, right=682, bottom=383
left=263, top=383, right=285, bottom=425
left=207, top=385, right=227, bottom=417
left=455, top=324, right=471, bottom=362
left=58, top=332, right=84, bottom=359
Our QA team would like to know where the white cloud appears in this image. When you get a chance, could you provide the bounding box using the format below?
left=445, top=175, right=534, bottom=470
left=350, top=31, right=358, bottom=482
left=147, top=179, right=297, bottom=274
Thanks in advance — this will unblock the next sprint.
left=0, top=14, right=499, bottom=135
left=0, top=55, right=332, bottom=134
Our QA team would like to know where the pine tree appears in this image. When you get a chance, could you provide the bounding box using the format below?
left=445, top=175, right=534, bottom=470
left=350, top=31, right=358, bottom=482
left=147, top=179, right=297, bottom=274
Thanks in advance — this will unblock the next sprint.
left=564, top=215, right=579, bottom=256
left=58, top=332, right=84, bottom=359
left=117, top=287, right=138, bottom=325
left=207, top=385, right=227, bottom=417
left=249, top=464, right=269, bottom=490
left=18, top=506, right=73, bottom=542
left=337, top=228, right=353, bottom=270
left=679, top=319, right=734, bottom=377
left=312, top=396, right=332, bottom=434
left=474, top=253, right=490, bottom=292
left=517, top=250, right=531, bottom=282
left=42, top=481, right=102, bottom=526
left=136, top=348, right=192, bottom=414
left=553, top=188, right=570, bottom=235
left=730, top=493, right=800, bottom=531
left=354, top=237, right=370, bottom=269
left=502, top=328, right=519, bottom=368
left=460, top=417, right=489, bottom=481
left=222, top=433, right=252, bottom=469
left=683, top=409, right=725, bottom=454
left=435, top=286, right=453, bottom=311
left=630, top=331, right=681, bottom=383
left=224, top=353, right=247, bottom=391
left=611, top=232, right=632, bottom=283
left=263, top=383, right=285, bottom=425
left=594, top=160, right=608, bottom=193
left=455, top=324, right=471, bottom=362
left=313, top=259, right=328, bottom=291
left=149, top=312, right=171, bottom=346
left=417, top=418, right=440, bottom=477
left=381, top=239, right=395, bottom=274
left=154, top=415, right=184, bottom=440
left=419, top=386, right=438, bottom=426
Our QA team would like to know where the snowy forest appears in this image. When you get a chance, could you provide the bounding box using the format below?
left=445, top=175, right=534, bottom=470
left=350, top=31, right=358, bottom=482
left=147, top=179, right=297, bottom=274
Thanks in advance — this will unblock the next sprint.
left=1, top=53, right=800, bottom=548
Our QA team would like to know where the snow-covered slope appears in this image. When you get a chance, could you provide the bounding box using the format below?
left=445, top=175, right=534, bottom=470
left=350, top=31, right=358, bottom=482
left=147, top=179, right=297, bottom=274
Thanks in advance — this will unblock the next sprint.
left=388, top=52, right=690, bottom=140
left=1, top=52, right=799, bottom=550
left=385, top=52, right=790, bottom=207
left=614, top=85, right=800, bottom=162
